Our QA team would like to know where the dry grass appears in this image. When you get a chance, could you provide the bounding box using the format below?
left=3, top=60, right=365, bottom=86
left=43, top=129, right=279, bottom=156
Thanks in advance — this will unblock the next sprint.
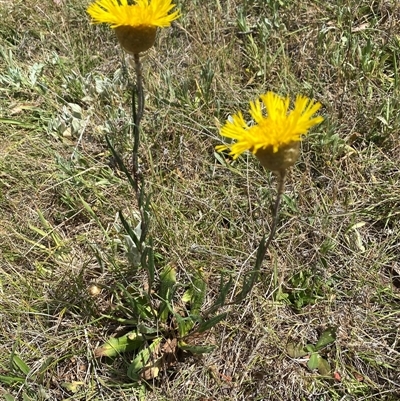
left=1, top=0, right=400, bottom=400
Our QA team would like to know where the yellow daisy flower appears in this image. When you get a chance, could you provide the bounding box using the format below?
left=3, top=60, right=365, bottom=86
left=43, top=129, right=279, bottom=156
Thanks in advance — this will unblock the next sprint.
left=217, top=92, right=324, bottom=172
left=87, top=0, right=180, bottom=54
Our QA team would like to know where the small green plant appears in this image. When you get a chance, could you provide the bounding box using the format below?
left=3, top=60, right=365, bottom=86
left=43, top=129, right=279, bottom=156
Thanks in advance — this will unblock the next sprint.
left=96, top=265, right=227, bottom=381
left=92, top=93, right=224, bottom=383
left=286, top=270, right=326, bottom=310
left=0, top=344, right=55, bottom=400
left=287, top=327, right=337, bottom=376
left=98, top=135, right=228, bottom=381
left=85, top=0, right=231, bottom=382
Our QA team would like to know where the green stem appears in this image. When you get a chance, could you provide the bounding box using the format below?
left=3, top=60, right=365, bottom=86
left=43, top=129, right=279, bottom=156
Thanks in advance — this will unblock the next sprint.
left=260, top=169, right=286, bottom=260
left=132, top=53, right=144, bottom=192
left=204, top=169, right=286, bottom=316
left=131, top=54, right=149, bottom=244
left=131, top=54, right=154, bottom=309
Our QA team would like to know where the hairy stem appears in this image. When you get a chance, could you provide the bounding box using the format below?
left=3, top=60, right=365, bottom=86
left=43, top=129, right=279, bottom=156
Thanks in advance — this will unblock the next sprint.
left=129, top=53, right=149, bottom=250
left=131, top=53, right=155, bottom=311
left=132, top=53, right=144, bottom=192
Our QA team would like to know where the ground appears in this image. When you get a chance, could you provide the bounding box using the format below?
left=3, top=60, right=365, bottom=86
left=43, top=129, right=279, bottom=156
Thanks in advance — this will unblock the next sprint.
left=0, top=0, right=399, bottom=400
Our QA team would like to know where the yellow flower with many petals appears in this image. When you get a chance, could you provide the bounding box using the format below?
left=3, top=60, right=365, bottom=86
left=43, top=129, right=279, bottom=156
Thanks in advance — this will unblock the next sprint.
left=87, top=0, right=180, bottom=54
left=217, top=92, right=324, bottom=172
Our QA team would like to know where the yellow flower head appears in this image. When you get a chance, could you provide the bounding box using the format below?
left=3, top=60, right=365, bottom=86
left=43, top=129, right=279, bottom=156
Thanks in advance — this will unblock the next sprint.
left=87, top=0, right=180, bottom=53
left=87, top=0, right=180, bottom=28
left=217, top=92, right=324, bottom=171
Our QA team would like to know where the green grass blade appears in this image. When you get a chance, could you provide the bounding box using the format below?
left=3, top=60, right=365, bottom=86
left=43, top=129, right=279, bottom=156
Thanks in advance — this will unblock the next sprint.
left=0, top=375, right=25, bottom=385
left=144, top=239, right=155, bottom=289
left=0, top=118, right=36, bottom=129
left=79, top=195, right=108, bottom=237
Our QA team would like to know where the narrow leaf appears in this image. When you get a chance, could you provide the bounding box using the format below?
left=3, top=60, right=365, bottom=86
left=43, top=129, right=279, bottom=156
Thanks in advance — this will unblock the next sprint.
left=0, top=118, right=36, bottom=129
left=216, top=275, right=233, bottom=306
left=147, top=239, right=155, bottom=288
left=37, top=356, right=54, bottom=384
left=158, top=265, right=177, bottom=322
left=141, top=242, right=155, bottom=290
left=178, top=341, right=215, bottom=354
left=234, top=269, right=258, bottom=303
left=106, top=135, right=137, bottom=190
left=207, top=275, right=233, bottom=314
left=0, top=375, right=25, bottom=385
left=139, top=197, right=150, bottom=243
left=190, top=272, right=207, bottom=315
left=176, top=314, right=195, bottom=338
left=254, top=234, right=268, bottom=271
left=116, top=283, right=154, bottom=320
left=119, top=211, right=140, bottom=250
left=127, top=337, right=162, bottom=381
left=197, top=312, right=227, bottom=333
left=79, top=195, right=107, bottom=236
left=12, top=355, right=30, bottom=375
left=94, top=331, right=145, bottom=358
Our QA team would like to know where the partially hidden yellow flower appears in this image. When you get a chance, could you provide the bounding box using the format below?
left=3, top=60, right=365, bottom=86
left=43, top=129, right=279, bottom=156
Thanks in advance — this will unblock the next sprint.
left=217, top=92, right=324, bottom=172
left=87, top=0, right=180, bottom=54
